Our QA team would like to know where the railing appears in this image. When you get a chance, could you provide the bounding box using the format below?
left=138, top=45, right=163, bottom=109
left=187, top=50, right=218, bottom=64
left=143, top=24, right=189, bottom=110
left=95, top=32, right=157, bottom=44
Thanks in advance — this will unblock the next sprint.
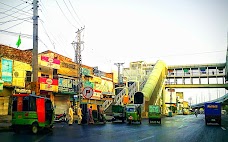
left=103, top=76, right=150, bottom=111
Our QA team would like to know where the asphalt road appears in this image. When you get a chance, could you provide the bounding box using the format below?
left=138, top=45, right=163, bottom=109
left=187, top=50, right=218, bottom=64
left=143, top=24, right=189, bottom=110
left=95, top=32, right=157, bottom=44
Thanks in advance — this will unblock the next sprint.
left=1, top=114, right=228, bottom=142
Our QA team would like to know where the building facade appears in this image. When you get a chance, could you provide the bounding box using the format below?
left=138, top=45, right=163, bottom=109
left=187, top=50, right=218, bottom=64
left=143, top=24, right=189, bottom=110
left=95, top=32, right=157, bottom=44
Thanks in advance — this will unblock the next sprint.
left=0, top=44, right=114, bottom=116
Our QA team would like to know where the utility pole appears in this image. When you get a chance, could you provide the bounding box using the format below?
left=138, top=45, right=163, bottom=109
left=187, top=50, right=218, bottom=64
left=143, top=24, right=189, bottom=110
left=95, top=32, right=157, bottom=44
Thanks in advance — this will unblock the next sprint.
left=32, top=0, right=39, bottom=93
left=72, top=27, right=84, bottom=106
left=114, top=63, right=124, bottom=85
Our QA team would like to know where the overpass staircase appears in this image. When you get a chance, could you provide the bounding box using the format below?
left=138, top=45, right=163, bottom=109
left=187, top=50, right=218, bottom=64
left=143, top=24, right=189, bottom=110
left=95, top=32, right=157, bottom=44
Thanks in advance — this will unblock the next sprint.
left=103, top=60, right=168, bottom=116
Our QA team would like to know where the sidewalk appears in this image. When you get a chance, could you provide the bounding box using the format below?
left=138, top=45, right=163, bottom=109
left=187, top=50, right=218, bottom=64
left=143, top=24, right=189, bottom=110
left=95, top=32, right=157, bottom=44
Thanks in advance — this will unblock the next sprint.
left=0, top=115, right=12, bottom=132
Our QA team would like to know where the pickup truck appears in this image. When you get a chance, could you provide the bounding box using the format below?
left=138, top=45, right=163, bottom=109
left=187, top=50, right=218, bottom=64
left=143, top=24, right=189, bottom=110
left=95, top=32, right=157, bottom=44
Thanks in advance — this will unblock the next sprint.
left=204, top=102, right=221, bottom=126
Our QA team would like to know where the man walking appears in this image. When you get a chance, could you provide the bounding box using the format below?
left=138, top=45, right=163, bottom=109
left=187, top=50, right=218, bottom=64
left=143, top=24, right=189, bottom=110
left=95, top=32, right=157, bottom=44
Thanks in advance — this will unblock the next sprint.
left=77, top=105, right=82, bottom=125
left=68, top=105, right=74, bottom=125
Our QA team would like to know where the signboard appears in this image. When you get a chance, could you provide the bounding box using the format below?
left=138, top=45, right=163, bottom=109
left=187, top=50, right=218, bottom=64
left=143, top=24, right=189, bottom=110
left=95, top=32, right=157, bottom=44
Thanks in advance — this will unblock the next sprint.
left=39, top=77, right=58, bottom=92
left=40, top=55, right=60, bottom=69
left=1, top=58, right=13, bottom=83
left=82, top=87, right=93, bottom=99
left=58, top=77, right=76, bottom=94
left=82, top=68, right=91, bottom=76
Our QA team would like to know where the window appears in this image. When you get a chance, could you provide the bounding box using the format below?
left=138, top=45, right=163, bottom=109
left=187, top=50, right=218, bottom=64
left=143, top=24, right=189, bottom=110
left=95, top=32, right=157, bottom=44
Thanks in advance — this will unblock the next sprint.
left=127, top=108, right=135, bottom=112
left=41, top=74, right=49, bottom=78
left=26, top=71, right=32, bottom=82
left=53, top=69, right=58, bottom=79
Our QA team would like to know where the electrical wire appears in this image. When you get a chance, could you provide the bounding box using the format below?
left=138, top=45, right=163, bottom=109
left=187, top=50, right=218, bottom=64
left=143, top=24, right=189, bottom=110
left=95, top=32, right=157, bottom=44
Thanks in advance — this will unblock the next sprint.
left=63, top=0, right=81, bottom=27
left=68, top=0, right=84, bottom=26
left=0, top=4, right=32, bottom=20
left=0, top=30, right=32, bottom=39
left=2, top=20, right=28, bottom=31
left=0, top=17, right=31, bottom=25
left=0, top=1, right=32, bottom=18
left=0, top=11, right=32, bottom=23
left=55, top=0, right=77, bottom=29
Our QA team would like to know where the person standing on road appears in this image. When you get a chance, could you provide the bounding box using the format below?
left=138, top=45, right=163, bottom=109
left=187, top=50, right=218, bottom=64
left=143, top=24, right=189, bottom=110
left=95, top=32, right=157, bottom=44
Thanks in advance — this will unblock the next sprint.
left=68, top=105, right=74, bottom=125
left=77, top=105, right=82, bottom=125
left=88, top=106, right=94, bottom=124
left=194, top=109, right=198, bottom=117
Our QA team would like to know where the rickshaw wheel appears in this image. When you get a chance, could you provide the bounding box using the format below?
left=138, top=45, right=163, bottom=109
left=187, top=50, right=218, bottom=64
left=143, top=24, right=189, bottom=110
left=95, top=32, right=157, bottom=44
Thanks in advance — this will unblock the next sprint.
left=31, top=123, right=39, bottom=134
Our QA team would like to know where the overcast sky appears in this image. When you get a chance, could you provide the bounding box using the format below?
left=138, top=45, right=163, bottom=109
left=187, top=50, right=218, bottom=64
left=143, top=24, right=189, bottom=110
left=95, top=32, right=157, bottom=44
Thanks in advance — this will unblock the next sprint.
left=0, top=0, right=228, bottom=103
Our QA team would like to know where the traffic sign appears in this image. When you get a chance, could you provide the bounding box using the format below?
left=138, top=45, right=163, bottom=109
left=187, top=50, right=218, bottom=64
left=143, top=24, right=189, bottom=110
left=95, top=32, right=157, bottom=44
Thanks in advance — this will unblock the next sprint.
left=82, top=87, right=93, bottom=99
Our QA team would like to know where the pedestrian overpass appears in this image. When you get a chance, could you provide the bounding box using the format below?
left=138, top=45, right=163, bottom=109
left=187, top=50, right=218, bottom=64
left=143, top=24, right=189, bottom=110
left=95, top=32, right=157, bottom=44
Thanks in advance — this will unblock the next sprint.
left=103, top=52, right=228, bottom=116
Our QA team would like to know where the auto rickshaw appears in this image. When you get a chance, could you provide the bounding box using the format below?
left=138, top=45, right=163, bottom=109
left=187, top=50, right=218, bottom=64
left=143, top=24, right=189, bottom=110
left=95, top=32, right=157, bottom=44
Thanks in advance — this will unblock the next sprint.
left=126, top=104, right=142, bottom=124
left=11, top=94, right=55, bottom=134
left=148, top=105, right=161, bottom=124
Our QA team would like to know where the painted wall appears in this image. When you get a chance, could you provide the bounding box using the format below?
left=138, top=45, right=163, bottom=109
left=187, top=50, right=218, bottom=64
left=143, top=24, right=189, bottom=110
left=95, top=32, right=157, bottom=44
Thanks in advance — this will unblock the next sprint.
left=12, top=60, right=32, bottom=87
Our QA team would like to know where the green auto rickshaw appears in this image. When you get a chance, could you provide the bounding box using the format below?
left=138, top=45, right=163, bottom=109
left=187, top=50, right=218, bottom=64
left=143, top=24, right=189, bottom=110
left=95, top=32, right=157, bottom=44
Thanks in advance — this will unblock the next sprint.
left=148, top=105, right=161, bottom=124
left=126, top=104, right=141, bottom=124
left=11, top=94, right=55, bottom=134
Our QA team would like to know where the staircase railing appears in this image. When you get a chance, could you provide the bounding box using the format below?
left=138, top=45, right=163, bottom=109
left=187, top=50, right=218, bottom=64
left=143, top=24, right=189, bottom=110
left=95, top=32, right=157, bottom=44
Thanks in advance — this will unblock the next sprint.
left=103, top=77, right=150, bottom=111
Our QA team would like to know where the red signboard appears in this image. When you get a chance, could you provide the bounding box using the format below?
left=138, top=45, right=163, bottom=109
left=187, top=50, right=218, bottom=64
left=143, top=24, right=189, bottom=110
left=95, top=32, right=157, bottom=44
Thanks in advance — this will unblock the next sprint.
left=39, top=77, right=58, bottom=92
left=40, top=55, right=60, bottom=69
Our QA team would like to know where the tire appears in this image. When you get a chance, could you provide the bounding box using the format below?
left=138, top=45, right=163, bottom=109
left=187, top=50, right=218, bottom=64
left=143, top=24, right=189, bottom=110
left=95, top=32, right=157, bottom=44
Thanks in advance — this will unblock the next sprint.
left=31, top=123, right=39, bottom=134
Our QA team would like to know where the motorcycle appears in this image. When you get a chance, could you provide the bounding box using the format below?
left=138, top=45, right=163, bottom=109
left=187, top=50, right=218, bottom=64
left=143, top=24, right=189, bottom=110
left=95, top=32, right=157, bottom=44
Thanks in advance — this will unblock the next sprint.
left=54, top=111, right=68, bottom=122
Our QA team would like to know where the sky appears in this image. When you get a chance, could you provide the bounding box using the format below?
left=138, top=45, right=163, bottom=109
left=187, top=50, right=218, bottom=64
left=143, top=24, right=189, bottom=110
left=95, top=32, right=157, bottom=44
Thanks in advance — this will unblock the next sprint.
left=0, top=0, right=228, bottom=103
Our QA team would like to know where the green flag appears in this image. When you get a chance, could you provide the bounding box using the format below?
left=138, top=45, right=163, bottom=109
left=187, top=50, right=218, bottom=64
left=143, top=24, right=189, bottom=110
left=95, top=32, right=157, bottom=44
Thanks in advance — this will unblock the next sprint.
left=16, top=35, right=21, bottom=47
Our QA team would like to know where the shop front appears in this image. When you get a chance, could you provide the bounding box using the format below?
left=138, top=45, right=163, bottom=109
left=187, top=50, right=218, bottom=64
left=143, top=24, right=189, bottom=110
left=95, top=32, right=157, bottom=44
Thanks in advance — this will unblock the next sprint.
left=54, top=75, right=77, bottom=114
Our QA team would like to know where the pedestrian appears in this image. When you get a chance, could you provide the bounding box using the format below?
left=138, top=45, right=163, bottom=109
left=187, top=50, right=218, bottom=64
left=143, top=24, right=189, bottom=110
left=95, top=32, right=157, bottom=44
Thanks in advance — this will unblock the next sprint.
left=68, top=105, right=74, bottom=125
left=88, top=106, right=94, bottom=124
left=194, top=109, right=198, bottom=117
left=77, top=105, right=82, bottom=125
left=99, top=106, right=104, bottom=121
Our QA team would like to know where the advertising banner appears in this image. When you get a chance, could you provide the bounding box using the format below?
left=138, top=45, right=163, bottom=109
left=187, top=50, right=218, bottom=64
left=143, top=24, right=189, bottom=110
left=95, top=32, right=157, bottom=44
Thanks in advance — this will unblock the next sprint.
left=58, top=76, right=76, bottom=94
left=39, top=77, right=58, bottom=92
left=1, top=58, right=13, bottom=83
left=40, top=55, right=60, bottom=69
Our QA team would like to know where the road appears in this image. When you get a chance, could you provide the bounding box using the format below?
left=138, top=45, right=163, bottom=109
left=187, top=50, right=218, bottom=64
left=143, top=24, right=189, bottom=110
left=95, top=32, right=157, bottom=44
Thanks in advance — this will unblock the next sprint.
left=1, top=114, right=228, bottom=142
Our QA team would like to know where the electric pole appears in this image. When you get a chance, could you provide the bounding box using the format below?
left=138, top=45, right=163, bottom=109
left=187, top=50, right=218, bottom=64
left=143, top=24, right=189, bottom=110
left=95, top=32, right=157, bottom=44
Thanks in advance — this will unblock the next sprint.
left=72, top=27, right=84, bottom=106
left=32, top=0, right=39, bottom=94
left=114, top=63, right=124, bottom=85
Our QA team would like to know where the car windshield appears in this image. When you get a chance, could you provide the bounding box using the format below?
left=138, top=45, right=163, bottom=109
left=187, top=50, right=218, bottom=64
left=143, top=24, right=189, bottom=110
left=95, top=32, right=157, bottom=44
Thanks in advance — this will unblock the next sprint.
left=126, top=107, right=135, bottom=112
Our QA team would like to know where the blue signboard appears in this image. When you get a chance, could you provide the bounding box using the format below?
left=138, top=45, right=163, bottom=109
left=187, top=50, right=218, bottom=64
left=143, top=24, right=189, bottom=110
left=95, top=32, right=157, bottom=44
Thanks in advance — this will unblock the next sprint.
left=1, top=58, right=13, bottom=83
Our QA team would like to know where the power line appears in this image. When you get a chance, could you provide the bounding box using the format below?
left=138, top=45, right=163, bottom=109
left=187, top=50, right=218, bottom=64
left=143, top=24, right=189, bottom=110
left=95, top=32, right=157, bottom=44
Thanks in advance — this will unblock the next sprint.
left=0, top=1, right=32, bottom=18
left=0, top=4, right=32, bottom=20
left=63, top=0, right=81, bottom=27
left=0, top=30, right=32, bottom=38
left=2, top=20, right=28, bottom=31
left=0, top=11, right=32, bottom=23
left=0, top=17, right=31, bottom=25
left=55, top=0, right=78, bottom=29
left=144, top=50, right=226, bottom=60
left=68, top=0, right=84, bottom=26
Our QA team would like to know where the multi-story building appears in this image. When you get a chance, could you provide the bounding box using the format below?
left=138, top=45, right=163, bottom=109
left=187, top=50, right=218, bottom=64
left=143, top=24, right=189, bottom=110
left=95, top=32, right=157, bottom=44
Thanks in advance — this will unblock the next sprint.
left=0, top=44, right=114, bottom=116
